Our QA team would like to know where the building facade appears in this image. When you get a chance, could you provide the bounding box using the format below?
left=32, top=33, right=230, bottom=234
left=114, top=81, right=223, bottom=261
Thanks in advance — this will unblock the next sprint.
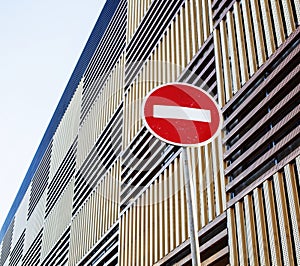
left=1, top=0, right=299, bottom=265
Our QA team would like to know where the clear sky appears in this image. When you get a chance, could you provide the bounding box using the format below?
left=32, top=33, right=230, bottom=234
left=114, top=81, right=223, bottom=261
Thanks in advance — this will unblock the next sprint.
left=0, top=0, right=106, bottom=230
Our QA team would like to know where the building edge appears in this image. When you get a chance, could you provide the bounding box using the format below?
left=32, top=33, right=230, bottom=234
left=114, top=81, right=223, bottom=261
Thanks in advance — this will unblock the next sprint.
left=0, top=0, right=121, bottom=243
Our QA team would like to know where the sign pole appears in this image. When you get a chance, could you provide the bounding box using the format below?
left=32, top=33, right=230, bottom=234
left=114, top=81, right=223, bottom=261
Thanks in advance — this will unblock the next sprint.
left=182, top=147, right=201, bottom=266
left=142, top=83, right=223, bottom=265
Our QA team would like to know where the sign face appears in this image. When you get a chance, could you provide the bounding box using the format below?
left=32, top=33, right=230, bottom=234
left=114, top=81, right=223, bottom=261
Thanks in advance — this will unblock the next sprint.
left=142, top=83, right=223, bottom=146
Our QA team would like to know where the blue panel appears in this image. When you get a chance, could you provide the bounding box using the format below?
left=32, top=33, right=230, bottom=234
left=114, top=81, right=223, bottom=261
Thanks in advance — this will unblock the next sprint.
left=0, top=0, right=122, bottom=243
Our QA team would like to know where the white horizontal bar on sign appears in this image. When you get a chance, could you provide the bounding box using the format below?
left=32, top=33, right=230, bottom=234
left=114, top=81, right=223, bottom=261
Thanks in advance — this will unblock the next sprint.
left=153, top=105, right=211, bottom=122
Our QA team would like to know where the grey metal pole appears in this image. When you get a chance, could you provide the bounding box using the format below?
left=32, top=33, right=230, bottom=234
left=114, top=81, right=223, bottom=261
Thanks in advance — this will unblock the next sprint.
left=182, top=147, right=201, bottom=265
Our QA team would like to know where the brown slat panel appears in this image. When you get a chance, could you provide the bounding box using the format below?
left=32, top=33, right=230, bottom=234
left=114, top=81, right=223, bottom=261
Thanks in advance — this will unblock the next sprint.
left=141, top=195, right=145, bottom=265
left=217, top=136, right=227, bottom=212
left=250, top=0, right=266, bottom=66
left=244, top=195, right=259, bottom=265
left=241, top=0, right=258, bottom=75
left=145, top=189, right=150, bottom=266
left=169, top=163, right=175, bottom=251
left=199, top=146, right=209, bottom=227
left=219, top=20, right=233, bottom=102
left=296, top=156, right=300, bottom=189
left=154, top=178, right=159, bottom=263
left=270, top=0, right=285, bottom=47
left=225, top=88, right=300, bottom=171
left=205, top=144, right=215, bottom=222
left=132, top=202, right=136, bottom=266
left=273, top=172, right=295, bottom=265
left=212, top=0, right=223, bottom=9
left=149, top=184, right=154, bottom=265
left=263, top=180, right=282, bottom=265
left=124, top=212, right=129, bottom=265
left=158, top=175, right=164, bottom=260
left=227, top=208, right=239, bottom=265
left=195, top=0, right=204, bottom=48
left=179, top=155, right=188, bottom=243
left=281, top=0, right=296, bottom=36
left=223, top=69, right=300, bottom=157
left=253, top=188, right=271, bottom=266
left=224, top=53, right=299, bottom=145
left=212, top=0, right=236, bottom=25
left=211, top=140, right=223, bottom=215
left=199, top=229, right=227, bottom=252
left=202, top=246, right=229, bottom=266
left=235, top=202, right=248, bottom=265
left=233, top=1, right=249, bottom=85
left=212, top=0, right=227, bottom=19
left=226, top=11, right=240, bottom=94
left=226, top=125, right=300, bottom=193
left=154, top=212, right=227, bottom=265
left=119, top=215, right=124, bottom=265
left=222, top=26, right=300, bottom=116
left=227, top=146, right=300, bottom=208
left=213, top=29, right=225, bottom=107
left=259, top=0, right=276, bottom=57
left=202, top=0, right=211, bottom=39
left=284, top=163, right=300, bottom=265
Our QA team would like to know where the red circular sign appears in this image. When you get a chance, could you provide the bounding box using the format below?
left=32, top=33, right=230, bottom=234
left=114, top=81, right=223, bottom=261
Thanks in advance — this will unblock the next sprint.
left=142, top=83, right=223, bottom=146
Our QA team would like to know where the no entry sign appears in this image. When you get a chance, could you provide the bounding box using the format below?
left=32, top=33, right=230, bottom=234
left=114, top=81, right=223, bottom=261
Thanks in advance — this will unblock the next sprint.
left=142, top=83, right=223, bottom=146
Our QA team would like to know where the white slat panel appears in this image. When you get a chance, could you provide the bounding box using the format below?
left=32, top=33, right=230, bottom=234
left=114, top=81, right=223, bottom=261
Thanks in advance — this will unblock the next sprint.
left=49, top=80, right=83, bottom=180
left=3, top=258, right=9, bottom=266
left=69, top=161, right=120, bottom=266
left=11, top=188, right=30, bottom=248
left=40, top=179, right=74, bottom=260
left=23, top=191, right=46, bottom=254
left=77, top=56, right=124, bottom=169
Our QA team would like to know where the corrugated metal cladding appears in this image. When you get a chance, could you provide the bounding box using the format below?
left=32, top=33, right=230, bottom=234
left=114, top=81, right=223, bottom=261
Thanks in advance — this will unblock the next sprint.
left=0, top=0, right=299, bottom=265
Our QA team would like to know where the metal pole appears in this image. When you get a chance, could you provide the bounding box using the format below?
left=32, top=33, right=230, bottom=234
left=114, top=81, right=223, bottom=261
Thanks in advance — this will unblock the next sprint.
left=182, top=147, right=201, bottom=266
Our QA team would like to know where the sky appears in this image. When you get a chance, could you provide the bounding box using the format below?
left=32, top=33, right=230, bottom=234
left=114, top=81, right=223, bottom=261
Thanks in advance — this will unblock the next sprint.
left=0, top=0, right=106, bottom=231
